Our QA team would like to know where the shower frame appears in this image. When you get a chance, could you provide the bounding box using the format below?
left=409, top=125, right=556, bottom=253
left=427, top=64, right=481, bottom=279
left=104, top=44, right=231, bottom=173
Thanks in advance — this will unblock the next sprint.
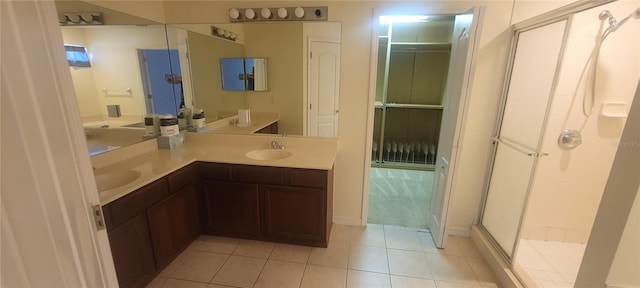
left=475, top=0, right=615, bottom=285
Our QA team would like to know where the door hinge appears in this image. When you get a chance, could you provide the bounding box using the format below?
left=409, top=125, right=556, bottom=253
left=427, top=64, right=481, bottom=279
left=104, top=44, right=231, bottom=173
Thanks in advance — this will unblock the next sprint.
left=310, top=51, right=313, bottom=59
left=92, top=205, right=106, bottom=231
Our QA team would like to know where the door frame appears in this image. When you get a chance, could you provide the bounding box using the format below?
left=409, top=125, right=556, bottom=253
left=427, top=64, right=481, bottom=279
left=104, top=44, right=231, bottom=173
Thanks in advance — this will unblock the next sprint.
left=361, top=7, right=483, bottom=235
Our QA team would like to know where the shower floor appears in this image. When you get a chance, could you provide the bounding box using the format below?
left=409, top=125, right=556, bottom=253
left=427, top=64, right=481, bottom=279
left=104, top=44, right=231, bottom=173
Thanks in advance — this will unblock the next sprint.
left=367, top=167, right=433, bottom=229
left=516, top=239, right=586, bottom=287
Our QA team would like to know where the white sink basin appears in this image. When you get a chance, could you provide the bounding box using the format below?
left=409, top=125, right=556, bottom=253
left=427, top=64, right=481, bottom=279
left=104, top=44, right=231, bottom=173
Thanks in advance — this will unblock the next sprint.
left=94, top=170, right=141, bottom=192
left=246, top=149, right=292, bottom=160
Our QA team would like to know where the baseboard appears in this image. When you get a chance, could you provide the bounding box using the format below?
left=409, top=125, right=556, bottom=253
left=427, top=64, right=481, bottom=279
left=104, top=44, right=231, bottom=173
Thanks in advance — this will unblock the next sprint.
left=448, top=226, right=471, bottom=237
left=332, top=216, right=362, bottom=226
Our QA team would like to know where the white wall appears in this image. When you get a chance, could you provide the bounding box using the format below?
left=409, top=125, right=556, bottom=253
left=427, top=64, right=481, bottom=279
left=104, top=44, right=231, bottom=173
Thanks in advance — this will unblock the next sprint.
left=521, top=0, right=640, bottom=243
left=61, top=27, right=102, bottom=121
left=84, top=25, right=169, bottom=119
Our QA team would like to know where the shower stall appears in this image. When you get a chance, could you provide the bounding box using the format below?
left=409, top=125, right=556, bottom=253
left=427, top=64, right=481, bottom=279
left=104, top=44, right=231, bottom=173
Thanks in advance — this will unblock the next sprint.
left=477, top=0, right=640, bottom=286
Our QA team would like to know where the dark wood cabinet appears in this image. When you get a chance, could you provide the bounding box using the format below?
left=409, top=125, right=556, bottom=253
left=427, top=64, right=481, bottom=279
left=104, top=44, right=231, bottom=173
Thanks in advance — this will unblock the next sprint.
left=103, top=163, right=199, bottom=288
left=255, top=122, right=278, bottom=134
left=103, top=160, right=332, bottom=288
left=201, top=181, right=260, bottom=237
left=147, top=184, right=199, bottom=268
left=107, top=214, right=155, bottom=288
left=262, top=185, right=326, bottom=245
left=198, top=162, right=332, bottom=247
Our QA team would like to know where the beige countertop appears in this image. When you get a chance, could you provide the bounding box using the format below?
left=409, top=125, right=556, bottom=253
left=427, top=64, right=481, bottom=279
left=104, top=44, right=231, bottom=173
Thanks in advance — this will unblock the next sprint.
left=207, top=112, right=279, bottom=134
left=92, top=132, right=338, bottom=206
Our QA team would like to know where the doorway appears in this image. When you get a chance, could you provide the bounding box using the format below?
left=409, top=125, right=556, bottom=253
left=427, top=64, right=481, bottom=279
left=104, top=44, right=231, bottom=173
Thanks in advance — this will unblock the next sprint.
left=366, top=9, right=480, bottom=247
left=138, top=49, right=183, bottom=116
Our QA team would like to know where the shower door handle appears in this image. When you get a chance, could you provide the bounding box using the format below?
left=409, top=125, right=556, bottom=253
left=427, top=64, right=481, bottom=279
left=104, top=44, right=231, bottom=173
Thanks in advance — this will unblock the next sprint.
left=491, top=137, right=548, bottom=158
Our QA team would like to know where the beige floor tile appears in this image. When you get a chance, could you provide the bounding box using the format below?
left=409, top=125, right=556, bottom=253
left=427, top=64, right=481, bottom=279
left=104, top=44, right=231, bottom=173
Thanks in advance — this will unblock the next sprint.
left=385, top=229, right=423, bottom=251
left=435, top=280, right=482, bottom=287
left=330, top=224, right=352, bottom=244
left=206, top=285, right=237, bottom=288
left=466, top=258, right=499, bottom=288
left=387, top=249, right=432, bottom=279
left=350, top=226, right=386, bottom=248
left=159, top=278, right=208, bottom=288
left=254, top=260, right=306, bottom=288
left=426, top=254, right=477, bottom=284
left=190, top=235, right=239, bottom=254
left=232, top=239, right=275, bottom=258
left=211, top=255, right=266, bottom=288
left=423, top=235, right=464, bottom=256
left=346, top=270, right=391, bottom=288
left=171, top=251, right=228, bottom=283
left=146, top=276, right=167, bottom=288
left=390, top=275, right=437, bottom=288
left=301, top=264, right=347, bottom=288
left=308, top=242, right=350, bottom=268
left=159, top=250, right=193, bottom=277
left=452, top=236, right=482, bottom=259
left=270, top=243, right=312, bottom=263
left=348, top=245, right=389, bottom=273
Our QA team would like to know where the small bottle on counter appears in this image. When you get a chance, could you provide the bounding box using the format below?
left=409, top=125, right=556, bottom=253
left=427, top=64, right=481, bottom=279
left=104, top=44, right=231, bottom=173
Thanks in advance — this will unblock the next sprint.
left=192, top=108, right=206, bottom=128
left=159, top=114, right=179, bottom=137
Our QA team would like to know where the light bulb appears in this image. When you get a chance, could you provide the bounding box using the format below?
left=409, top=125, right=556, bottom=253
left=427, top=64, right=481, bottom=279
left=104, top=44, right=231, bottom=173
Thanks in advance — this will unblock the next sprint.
left=230, top=33, right=237, bottom=40
left=229, top=8, right=240, bottom=20
left=80, top=13, right=94, bottom=22
left=224, top=31, right=231, bottom=38
left=245, top=8, right=256, bottom=20
left=217, top=28, right=225, bottom=36
left=294, top=7, right=305, bottom=19
left=261, top=8, right=272, bottom=19
left=277, top=7, right=288, bottom=19
left=67, top=14, right=81, bottom=23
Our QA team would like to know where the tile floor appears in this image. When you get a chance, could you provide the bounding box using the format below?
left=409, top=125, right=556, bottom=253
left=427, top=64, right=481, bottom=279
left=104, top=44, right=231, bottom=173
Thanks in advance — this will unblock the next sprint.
left=515, top=239, right=586, bottom=287
left=148, top=224, right=499, bottom=288
left=368, top=168, right=434, bottom=228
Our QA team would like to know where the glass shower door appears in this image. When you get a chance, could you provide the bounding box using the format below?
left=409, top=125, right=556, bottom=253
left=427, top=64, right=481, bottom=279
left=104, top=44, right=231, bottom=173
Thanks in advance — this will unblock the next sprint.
left=481, top=19, right=569, bottom=259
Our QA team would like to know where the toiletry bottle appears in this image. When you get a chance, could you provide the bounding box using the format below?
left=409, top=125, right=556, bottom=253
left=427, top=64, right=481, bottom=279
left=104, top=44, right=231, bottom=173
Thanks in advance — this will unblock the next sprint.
left=192, top=108, right=205, bottom=128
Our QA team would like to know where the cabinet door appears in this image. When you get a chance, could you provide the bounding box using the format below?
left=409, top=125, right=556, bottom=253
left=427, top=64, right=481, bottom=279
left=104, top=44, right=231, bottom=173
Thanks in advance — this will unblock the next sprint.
left=108, top=214, right=156, bottom=288
left=147, top=185, right=199, bottom=268
left=202, top=181, right=260, bottom=238
left=262, top=185, right=326, bottom=245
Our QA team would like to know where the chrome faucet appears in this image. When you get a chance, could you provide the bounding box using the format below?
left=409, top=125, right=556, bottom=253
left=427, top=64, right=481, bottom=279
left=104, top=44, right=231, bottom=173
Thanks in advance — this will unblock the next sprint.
left=270, top=133, right=287, bottom=149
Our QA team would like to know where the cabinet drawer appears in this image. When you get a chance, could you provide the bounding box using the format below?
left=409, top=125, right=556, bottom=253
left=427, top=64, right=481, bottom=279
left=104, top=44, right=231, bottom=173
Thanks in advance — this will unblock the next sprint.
left=168, top=164, right=197, bottom=193
left=108, top=179, right=169, bottom=229
left=199, top=162, right=232, bottom=181
left=288, top=169, right=327, bottom=188
left=233, top=165, right=285, bottom=185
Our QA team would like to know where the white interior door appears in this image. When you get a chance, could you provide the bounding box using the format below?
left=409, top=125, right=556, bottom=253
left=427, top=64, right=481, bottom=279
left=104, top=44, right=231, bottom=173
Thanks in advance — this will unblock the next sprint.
left=308, top=40, right=340, bottom=138
left=428, top=9, right=480, bottom=248
left=1, top=1, right=117, bottom=287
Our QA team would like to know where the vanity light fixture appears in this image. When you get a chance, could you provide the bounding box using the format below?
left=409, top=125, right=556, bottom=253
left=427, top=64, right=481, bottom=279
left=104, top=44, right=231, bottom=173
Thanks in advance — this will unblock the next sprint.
left=58, top=12, right=103, bottom=25
left=229, top=7, right=327, bottom=22
left=210, top=26, right=237, bottom=42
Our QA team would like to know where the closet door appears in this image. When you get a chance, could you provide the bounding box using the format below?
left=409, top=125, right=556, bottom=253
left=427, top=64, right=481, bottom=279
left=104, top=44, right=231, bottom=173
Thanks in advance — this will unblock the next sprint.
left=481, top=19, right=568, bottom=258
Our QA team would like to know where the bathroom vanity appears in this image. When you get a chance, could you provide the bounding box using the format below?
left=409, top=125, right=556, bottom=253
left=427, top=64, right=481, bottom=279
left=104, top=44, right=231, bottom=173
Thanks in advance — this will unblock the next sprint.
left=92, top=132, right=337, bottom=288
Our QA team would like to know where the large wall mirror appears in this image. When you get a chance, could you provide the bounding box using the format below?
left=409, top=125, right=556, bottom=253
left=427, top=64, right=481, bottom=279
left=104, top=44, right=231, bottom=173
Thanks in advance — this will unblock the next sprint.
left=172, top=21, right=342, bottom=138
left=56, top=0, right=342, bottom=156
